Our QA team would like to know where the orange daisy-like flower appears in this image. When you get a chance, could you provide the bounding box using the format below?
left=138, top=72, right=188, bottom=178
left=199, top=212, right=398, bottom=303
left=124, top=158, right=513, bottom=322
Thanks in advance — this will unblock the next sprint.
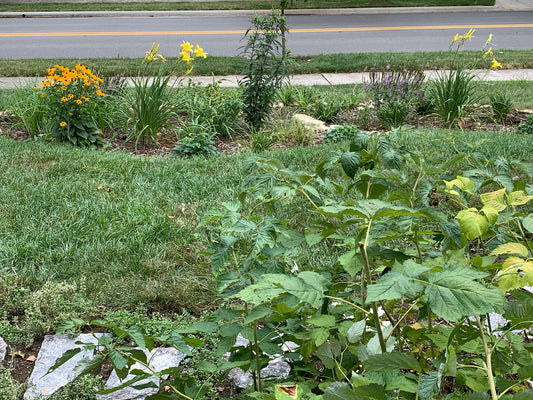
left=61, top=97, right=68, bottom=102
left=75, top=99, right=82, bottom=105
left=60, top=121, right=67, bottom=127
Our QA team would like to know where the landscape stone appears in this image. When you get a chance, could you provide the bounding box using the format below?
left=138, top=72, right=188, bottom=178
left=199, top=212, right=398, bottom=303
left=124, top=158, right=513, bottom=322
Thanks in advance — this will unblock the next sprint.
left=24, top=333, right=104, bottom=399
left=97, top=347, right=187, bottom=400
left=227, top=358, right=292, bottom=389
left=0, top=336, right=7, bottom=364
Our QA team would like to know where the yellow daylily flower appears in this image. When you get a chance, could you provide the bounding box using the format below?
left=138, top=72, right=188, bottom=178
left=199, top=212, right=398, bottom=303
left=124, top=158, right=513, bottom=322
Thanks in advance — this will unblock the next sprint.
left=180, top=41, right=193, bottom=53
left=451, top=33, right=461, bottom=45
left=491, top=58, right=502, bottom=69
left=483, top=47, right=493, bottom=57
left=193, top=45, right=207, bottom=58
left=463, top=28, right=475, bottom=40
left=484, top=33, right=493, bottom=48
left=180, top=51, right=192, bottom=62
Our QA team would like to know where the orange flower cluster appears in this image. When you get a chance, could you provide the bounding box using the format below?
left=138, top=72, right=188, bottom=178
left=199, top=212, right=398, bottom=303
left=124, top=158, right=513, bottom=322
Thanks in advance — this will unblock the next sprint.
left=37, top=64, right=103, bottom=89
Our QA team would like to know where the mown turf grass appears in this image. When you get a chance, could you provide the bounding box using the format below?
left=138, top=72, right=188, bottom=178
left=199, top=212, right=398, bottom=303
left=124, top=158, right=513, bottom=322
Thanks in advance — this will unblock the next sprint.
left=0, top=0, right=495, bottom=13
left=1, top=49, right=532, bottom=78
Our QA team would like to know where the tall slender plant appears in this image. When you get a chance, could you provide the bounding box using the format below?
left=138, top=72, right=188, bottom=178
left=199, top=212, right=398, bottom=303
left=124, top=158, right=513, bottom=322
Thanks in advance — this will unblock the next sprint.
left=240, top=10, right=291, bottom=130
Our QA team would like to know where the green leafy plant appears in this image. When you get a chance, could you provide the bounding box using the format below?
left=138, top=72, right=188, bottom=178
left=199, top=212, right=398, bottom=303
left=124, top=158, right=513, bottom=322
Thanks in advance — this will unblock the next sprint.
left=240, top=10, right=291, bottom=129
left=124, top=41, right=207, bottom=147
left=34, top=64, right=106, bottom=146
left=490, top=92, right=513, bottom=123
left=376, top=98, right=410, bottom=129
left=429, top=67, right=480, bottom=127
left=0, top=368, right=23, bottom=400
left=246, top=129, right=277, bottom=152
left=182, top=82, right=243, bottom=138
left=517, top=114, right=533, bottom=134
left=323, top=124, right=363, bottom=143
left=9, top=86, right=51, bottom=136
left=173, top=120, right=218, bottom=157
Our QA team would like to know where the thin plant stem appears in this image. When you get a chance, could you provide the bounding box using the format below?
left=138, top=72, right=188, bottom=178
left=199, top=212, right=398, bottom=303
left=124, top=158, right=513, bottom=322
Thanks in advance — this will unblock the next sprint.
left=359, top=241, right=387, bottom=353
left=475, top=315, right=498, bottom=400
left=254, top=321, right=262, bottom=392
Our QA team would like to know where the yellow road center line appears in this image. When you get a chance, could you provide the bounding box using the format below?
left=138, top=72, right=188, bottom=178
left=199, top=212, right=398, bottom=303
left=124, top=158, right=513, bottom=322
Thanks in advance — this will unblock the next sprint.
left=1, top=24, right=533, bottom=37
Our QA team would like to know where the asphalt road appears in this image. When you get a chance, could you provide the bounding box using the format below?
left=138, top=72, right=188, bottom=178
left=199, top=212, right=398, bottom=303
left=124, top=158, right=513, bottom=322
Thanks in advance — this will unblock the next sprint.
left=1, top=11, right=532, bottom=59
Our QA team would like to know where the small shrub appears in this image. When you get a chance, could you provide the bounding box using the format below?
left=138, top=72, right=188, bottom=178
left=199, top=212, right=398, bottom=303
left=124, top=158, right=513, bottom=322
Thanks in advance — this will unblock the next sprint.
left=324, top=124, right=363, bottom=143
left=34, top=64, right=106, bottom=147
left=517, top=114, right=533, bottom=134
left=173, top=121, right=218, bottom=157
left=183, top=83, right=243, bottom=138
left=240, top=11, right=291, bottom=129
left=376, top=99, right=410, bottom=129
left=490, top=93, right=513, bottom=123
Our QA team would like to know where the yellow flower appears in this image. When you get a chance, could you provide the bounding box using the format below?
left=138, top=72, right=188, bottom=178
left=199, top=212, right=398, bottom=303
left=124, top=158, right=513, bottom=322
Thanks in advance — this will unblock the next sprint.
left=40, top=93, right=46, bottom=97
left=84, top=80, right=91, bottom=86
left=483, top=47, right=493, bottom=57
left=82, top=96, right=89, bottom=101
left=180, top=51, right=192, bottom=62
left=451, top=33, right=461, bottom=45
left=61, top=96, right=68, bottom=102
left=463, top=28, right=475, bottom=40
left=33, top=85, right=40, bottom=90
left=491, top=58, right=502, bottom=69
left=68, top=93, right=74, bottom=99
left=144, top=42, right=166, bottom=62
left=95, top=90, right=106, bottom=97
left=60, top=121, right=67, bottom=127
left=75, top=99, right=82, bottom=105
left=484, top=33, right=493, bottom=48
left=180, top=41, right=193, bottom=53
left=193, top=45, right=207, bottom=58
left=47, top=67, right=56, bottom=75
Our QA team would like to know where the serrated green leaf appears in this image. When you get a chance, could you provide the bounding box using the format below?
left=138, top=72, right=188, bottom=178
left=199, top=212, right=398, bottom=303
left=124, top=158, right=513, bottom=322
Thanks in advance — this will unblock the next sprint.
left=244, top=303, right=272, bottom=325
left=523, top=215, right=533, bottom=233
left=426, top=266, right=505, bottom=321
left=346, top=320, right=366, bottom=344
left=47, top=348, right=82, bottom=374
left=323, top=382, right=360, bottom=400
left=363, top=352, right=421, bottom=373
left=444, top=176, right=475, bottom=196
left=310, top=327, right=330, bottom=347
left=307, top=314, right=336, bottom=328
left=338, top=249, right=363, bottom=277
left=72, top=354, right=105, bottom=377
left=418, top=370, right=440, bottom=400
left=341, top=151, right=361, bottom=179
left=108, top=348, right=129, bottom=371
left=366, top=272, right=414, bottom=302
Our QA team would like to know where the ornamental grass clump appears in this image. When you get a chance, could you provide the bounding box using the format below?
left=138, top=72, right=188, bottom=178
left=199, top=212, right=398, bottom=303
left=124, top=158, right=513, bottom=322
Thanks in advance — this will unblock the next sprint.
left=35, top=64, right=106, bottom=147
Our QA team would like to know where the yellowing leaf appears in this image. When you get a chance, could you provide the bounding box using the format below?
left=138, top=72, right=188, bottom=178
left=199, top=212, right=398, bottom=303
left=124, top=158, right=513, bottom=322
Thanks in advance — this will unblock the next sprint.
left=498, top=258, right=533, bottom=291
left=275, top=385, right=300, bottom=399
left=490, top=243, right=529, bottom=258
left=480, top=206, right=499, bottom=226
left=480, top=188, right=507, bottom=212
left=456, top=208, right=489, bottom=240
left=444, top=176, right=474, bottom=196
left=507, top=190, right=533, bottom=207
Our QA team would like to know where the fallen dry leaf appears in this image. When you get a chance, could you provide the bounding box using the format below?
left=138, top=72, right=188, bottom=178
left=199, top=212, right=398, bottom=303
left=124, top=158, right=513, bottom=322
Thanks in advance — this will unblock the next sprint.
left=26, top=355, right=37, bottom=362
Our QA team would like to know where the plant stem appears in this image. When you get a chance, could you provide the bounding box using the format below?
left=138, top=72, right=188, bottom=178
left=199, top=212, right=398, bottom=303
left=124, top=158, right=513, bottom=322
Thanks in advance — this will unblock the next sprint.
left=359, top=241, right=387, bottom=353
left=427, top=304, right=435, bottom=358
left=254, top=321, right=262, bottom=392
left=475, top=315, right=498, bottom=400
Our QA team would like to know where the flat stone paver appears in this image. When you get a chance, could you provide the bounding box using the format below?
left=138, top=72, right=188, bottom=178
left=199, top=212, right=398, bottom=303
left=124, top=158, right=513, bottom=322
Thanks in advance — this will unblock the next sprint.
left=24, top=334, right=104, bottom=399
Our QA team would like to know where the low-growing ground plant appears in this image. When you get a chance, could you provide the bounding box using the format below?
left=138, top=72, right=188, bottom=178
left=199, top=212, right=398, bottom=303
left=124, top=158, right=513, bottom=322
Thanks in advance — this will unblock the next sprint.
left=173, top=119, right=218, bottom=157
left=323, top=124, right=363, bottom=143
left=517, top=114, right=533, bottom=134
left=490, top=92, right=513, bottom=123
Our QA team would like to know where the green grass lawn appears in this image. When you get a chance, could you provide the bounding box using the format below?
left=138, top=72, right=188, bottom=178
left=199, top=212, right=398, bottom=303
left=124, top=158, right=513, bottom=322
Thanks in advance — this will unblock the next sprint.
left=1, top=49, right=532, bottom=78
left=0, top=0, right=496, bottom=13
left=0, top=123, right=531, bottom=343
